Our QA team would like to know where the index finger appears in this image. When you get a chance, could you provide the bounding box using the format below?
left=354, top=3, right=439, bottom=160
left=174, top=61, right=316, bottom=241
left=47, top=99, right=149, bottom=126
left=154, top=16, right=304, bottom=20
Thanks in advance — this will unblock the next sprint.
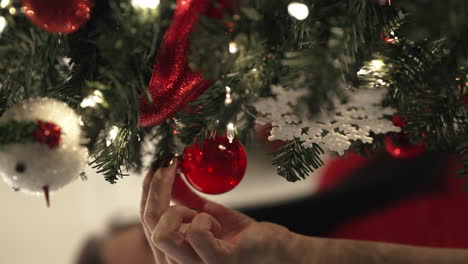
left=143, top=156, right=178, bottom=230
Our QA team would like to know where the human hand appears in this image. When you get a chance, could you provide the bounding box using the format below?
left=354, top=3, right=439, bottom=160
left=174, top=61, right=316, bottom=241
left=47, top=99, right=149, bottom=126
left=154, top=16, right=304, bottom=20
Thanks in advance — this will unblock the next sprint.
left=140, top=155, right=302, bottom=264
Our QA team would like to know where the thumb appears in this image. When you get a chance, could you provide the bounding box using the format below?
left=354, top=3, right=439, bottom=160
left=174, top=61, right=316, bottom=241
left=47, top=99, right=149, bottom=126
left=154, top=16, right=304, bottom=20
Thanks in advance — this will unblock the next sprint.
left=186, top=213, right=232, bottom=263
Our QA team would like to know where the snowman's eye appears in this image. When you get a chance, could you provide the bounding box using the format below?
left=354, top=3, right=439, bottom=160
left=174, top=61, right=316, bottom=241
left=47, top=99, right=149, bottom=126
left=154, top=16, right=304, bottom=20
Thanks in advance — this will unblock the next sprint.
left=15, top=163, right=27, bottom=173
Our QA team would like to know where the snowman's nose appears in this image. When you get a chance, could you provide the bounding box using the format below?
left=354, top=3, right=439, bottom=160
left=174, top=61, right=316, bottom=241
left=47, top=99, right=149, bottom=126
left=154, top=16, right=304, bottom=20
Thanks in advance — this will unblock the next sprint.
left=43, top=185, right=50, bottom=208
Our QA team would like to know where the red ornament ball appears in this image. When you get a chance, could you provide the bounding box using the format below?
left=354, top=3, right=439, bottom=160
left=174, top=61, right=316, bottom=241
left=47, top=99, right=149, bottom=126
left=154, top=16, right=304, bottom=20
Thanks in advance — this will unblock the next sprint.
left=23, top=0, right=93, bottom=34
left=385, top=115, right=425, bottom=159
left=34, top=120, right=62, bottom=149
left=181, top=135, right=247, bottom=194
left=385, top=134, right=426, bottom=159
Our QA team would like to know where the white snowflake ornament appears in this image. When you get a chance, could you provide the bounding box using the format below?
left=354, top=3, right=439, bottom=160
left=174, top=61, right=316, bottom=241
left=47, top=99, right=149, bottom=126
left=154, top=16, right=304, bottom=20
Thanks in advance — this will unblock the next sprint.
left=254, top=85, right=401, bottom=156
left=0, top=98, right=88, bottom=206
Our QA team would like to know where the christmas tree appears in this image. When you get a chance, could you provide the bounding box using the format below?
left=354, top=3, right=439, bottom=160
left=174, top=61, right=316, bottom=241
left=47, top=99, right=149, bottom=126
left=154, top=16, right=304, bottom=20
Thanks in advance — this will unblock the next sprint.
left=0, top=0, right=467, bottom=196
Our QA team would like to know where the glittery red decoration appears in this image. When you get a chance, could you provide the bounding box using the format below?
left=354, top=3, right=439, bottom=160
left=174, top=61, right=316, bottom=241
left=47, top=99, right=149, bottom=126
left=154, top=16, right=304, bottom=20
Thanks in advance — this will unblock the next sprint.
left=34, top=121, right=62, bottom=149
left=139, top=0, right=234, bottom=127
left=392, top=115, right=408, bottom=128
left=23, top=0, right=93, bottom=34
left=181, top=135, right=247, bottom=194
left=385, top=115, right=425, bottom=159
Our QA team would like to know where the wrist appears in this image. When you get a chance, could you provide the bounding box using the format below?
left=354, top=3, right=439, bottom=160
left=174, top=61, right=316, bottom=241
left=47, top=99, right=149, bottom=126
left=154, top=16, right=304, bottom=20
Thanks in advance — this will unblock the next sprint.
left=280, top=231, right=331, bottom=264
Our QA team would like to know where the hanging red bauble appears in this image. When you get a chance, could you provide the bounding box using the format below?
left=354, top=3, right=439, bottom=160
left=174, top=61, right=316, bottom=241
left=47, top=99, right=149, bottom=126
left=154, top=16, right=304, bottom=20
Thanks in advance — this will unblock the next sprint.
left=23, top=0, right=93, bottom=34
left=385, top=115, right=425, bottom=159
left=33, top=120, right=62, bottom=149
left=139, top=0, right=234, bottom=127
left=385, top=134, right=426, bottom=159
left=181, top=135, right=247, bottom=194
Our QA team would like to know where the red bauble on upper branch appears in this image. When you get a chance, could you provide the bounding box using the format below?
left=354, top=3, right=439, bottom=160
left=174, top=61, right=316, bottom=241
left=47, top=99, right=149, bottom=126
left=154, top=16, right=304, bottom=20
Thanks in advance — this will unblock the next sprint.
left=23, top=0, right=93, bottom=34
left=385, top=115, right=426, bottom=159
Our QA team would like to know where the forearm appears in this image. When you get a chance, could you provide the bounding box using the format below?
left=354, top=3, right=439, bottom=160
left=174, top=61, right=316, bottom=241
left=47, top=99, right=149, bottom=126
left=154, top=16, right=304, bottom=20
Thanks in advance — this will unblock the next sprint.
left=289, top=234, right=468, bottom=264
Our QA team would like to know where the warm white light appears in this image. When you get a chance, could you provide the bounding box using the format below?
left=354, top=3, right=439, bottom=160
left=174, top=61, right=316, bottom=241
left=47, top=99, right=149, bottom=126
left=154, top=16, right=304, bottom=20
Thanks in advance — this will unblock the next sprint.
left=229, top=42, right=238, bottom=54
left=131, top=0, right=160, bottom=9
left=288, top=2, right=309, bottom=21
left=218, top=144, right=227, bottom=151
left=225, top=86, right=232, bottom=105
left=370, top=59, right=384, bottom=70
left=0, top=16, right=6, bottom=34
left=8, top=6, right=15, bottom=15
left=80, top=90, right=104, bottom=108
left=227, top=122, right=236, bottom=143
left=0, top=0, right=10, bottom=9
left=79, top=117, right=85, bottom=126
left=106, top=126, right=119, bottom=146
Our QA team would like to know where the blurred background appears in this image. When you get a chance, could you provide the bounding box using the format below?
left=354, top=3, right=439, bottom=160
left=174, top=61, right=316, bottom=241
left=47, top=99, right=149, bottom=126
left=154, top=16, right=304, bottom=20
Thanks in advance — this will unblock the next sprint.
left=0, top=146, right=324, bottom=264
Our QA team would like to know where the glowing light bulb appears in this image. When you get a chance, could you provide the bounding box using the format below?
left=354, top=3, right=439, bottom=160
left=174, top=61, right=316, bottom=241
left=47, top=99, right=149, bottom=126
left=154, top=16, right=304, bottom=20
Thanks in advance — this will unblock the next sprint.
left=229, top=42, right=238, bottom=54
left=80, top=90, right=104, bottom=108
left=0, top=16, right=6, bottom=34
left=288, top=2, right=309, bottom=21
left=79, top=117, right=85, bottom=127
left=106, top=126, right=119, bottom=146
left=225, top=86, right=232, bottom=105
left=227, top=123, right=236, bottom=143
left=8, top=7, right=15, bottom=15
left=131, top=0, right=160, bottom=9
left=0, top=0, right=10, bottom=9
left=370, top=59, right=384, bottom=70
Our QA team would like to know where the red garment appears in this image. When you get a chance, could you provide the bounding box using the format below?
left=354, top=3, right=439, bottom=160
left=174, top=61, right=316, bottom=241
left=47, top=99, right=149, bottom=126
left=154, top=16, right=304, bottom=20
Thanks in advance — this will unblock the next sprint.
left=319, top=153, right=468, bottom=249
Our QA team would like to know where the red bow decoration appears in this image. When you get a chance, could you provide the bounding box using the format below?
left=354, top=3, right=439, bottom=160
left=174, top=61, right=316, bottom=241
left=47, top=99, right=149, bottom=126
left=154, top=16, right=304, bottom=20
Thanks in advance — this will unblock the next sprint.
left=139, top=0, right=233, bottom=127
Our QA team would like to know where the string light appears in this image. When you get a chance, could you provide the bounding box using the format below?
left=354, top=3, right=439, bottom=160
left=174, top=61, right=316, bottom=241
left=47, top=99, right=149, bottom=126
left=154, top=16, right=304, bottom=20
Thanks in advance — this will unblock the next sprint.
left=225, top=86, right=232, bottom=105
left=78, top=117, right=85, bottom=127
left=131, top=0, right=160, bottom=9
left=0, top=16, right=6, bottom=35
left=229, top=42, right=238, bottom=54
left=369, top=59, right=384, bottom=70
left=106, top=126, right=119, bottom=146
left=8, top=7, right=15, bottom=15
left=80, top=90, right=104, bottom=108
left=288, top=2, right=309, bottom=21
left=0, top=0, right=10, bottom=9
left=226, top=122, right=236, bottom=143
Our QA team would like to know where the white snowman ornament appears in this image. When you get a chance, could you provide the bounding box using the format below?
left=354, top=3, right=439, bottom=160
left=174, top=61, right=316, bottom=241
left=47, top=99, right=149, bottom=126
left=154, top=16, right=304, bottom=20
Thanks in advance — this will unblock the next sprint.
left=0, top=98, right=88, bottom=206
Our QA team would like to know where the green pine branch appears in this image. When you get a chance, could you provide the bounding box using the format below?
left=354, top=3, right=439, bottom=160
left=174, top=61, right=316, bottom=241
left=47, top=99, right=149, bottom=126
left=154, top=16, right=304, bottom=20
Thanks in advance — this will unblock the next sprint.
left=272, top=138, right=325, bottom=182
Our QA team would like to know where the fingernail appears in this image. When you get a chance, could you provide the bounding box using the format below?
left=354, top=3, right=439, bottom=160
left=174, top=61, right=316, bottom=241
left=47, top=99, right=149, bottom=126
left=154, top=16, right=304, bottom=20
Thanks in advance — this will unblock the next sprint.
left=162, top=153, right=176, bottom=168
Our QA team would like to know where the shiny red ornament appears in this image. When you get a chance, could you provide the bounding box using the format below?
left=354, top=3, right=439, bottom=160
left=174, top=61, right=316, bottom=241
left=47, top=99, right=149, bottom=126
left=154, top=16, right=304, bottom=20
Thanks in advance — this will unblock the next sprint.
left=385, top=115, right=425, bottom=159
left=23, top=0, right=93, bottom=34
left=385, top=134, right=426, bottom=159
left=139, top=0, right=234, bottom=127
left=181, top=135, right=247, bottom=194
left=33, top=120, right=62, bottom=149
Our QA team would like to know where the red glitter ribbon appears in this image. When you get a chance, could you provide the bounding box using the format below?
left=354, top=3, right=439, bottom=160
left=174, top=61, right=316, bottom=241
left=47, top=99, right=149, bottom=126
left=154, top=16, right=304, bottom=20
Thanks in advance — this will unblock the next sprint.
left=139, top=0, right=233, bottom=127
left=33, top=121, right=62, bottom=149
